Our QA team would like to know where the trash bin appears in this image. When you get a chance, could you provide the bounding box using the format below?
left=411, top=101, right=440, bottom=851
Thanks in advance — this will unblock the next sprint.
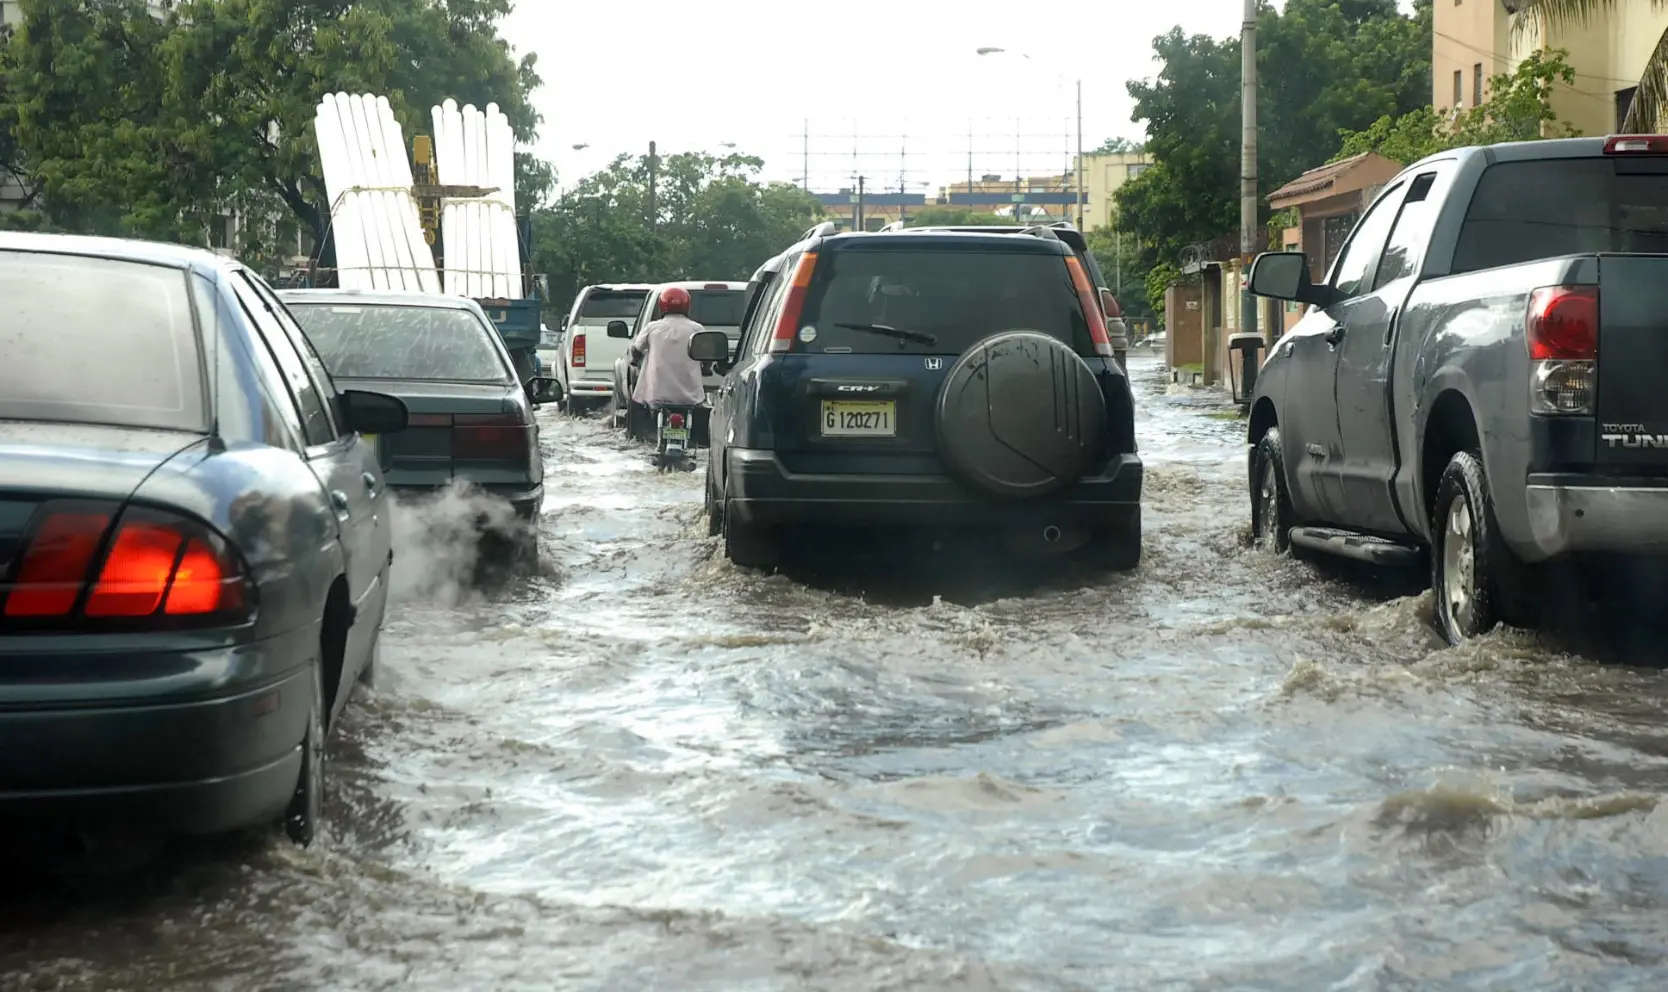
left=1227, top=332, right=1266, bottom=405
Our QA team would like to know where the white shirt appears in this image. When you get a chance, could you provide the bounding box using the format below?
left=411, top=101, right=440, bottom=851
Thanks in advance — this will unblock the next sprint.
left=630, top=313, right=708, bottom=408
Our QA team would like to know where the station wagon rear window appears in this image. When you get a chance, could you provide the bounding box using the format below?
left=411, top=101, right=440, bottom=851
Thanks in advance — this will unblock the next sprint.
left=577, top=290, right=649, bottom=319
left=0, top=251, right=205, bottom=431
left=286, top=304, right=511, bottom=383
left=795, top=250, right=1093, bottom=356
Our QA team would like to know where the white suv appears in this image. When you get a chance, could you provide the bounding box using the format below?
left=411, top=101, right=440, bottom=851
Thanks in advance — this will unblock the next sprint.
left=552, top=284, right=651, bottom=412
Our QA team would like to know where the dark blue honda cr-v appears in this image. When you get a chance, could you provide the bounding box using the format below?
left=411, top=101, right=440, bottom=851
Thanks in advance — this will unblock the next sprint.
left=704, top=224, right=1141, bottom=571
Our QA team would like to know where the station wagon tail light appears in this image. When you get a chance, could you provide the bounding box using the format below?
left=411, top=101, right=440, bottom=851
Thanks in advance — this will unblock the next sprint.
left=453, top=412, right=533, bottom=463
left=572, top=332, right=586, bottom=367
left=2, top=502, right=254, bottom=627
left=768, top=252, right=819, bottom=354
left=1065, top=256, right=1115, bottom=358
left=1604, top=134, right=1668, bottom=154
left=1526, top=284, right=1597, bottom=415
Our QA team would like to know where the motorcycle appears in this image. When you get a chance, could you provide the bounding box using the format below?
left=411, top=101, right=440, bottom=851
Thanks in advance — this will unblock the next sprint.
left=652, top=405, right=699, bottom=472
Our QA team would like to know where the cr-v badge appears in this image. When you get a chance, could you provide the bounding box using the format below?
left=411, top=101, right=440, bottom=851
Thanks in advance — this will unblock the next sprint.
left=924, top=357, right=943, bottom=370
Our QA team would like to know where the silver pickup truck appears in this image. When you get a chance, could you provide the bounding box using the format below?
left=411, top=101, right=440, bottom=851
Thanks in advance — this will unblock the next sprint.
left=1246, top=135, right=1668, bottom=645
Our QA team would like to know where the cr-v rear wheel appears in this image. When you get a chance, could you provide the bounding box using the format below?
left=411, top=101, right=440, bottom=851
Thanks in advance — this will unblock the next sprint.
left=721, top=481, right=777, bottom=570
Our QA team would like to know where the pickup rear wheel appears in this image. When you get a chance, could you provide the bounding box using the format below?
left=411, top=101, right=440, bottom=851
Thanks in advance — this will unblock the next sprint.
left=1250, top=428, right=1294, bottom=554
left=1431, top=450, right=1532, bottom=645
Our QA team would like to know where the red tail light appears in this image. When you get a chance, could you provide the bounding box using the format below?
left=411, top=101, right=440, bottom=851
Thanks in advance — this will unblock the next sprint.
left=2, top=502, right=253, bottom=627
left=768, top=252, right=819, bottom=354
left=1527, top=285, right=1598, bottom=360
left=1526, top=285, right=1598, bottom=416
left=453, top=412, right=533, bottom=462
left=668, top=413, right=685, bottom=428
left=1065, top=256, right=1115, bottom=358
left=572, top=332, right=586, bottom=367
left=1604, top=134, right=1668, bottom=154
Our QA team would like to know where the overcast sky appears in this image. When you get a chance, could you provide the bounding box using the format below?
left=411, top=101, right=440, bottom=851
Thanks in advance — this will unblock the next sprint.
left=500, top=0, right=1271, bottom=195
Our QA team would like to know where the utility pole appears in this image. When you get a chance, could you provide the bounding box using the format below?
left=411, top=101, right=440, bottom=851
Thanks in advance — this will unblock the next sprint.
left=647, top=140, right=658, bottom=232
left=1239, top=0, right=1259, bottom=341
left=802, top=119, right=809, bottom=190
left=856, top=175, right=865, bottom=232
left=1075, top=77, right=1084, bottom=229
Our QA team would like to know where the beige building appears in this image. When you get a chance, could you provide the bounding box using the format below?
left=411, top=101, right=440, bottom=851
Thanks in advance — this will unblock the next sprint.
left=1434, top=0, right=1668, bottom=135
left=1072, top=151, right=1151, bottom=232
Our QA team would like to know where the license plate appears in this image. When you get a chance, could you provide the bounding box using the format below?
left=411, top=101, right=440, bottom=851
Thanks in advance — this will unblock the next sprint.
left=820, top=400, right=896, bottom=437
left=662, top=427, right=689, bottom=441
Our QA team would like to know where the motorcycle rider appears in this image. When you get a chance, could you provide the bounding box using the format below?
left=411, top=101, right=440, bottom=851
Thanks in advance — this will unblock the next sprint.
left=629, top=286, right=706, bottom=433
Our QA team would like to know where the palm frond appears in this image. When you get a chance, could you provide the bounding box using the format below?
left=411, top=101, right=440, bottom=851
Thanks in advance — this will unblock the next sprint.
left=1623, top=26, right=1668, bottom=131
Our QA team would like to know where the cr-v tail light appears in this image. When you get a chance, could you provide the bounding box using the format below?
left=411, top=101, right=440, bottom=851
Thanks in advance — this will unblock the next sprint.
left=1, top=501, right=256, bottom=628
left=768, top=252, right=819, bottom=354
left=1065, top=256, right=1115, bottom=358
left=1526, top=285, right=1597, bottom=415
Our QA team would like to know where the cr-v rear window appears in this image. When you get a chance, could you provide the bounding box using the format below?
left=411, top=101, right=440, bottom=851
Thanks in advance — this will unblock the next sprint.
left=578, top=290, right=648, bottom=319
left=795, top=249, right=1092, bottom=356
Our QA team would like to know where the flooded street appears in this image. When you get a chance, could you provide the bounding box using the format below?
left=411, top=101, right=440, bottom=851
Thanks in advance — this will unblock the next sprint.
left=6, top=355, right=1668, bottom=990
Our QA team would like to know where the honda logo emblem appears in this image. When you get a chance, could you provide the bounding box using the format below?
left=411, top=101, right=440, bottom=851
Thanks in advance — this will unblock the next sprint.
left=924, top=357, right=943, bottom=370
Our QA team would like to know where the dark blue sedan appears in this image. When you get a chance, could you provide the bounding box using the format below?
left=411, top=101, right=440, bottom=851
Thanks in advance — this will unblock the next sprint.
left=0, top=233, right=409, bottom=857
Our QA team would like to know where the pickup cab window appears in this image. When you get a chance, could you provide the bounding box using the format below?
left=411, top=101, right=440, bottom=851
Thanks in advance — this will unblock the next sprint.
left=1453, top=157, right=1668, bottom=272
left=1372, top=171, right=1444, bottom=290
left=1328, top=180, right=1406, bottom=300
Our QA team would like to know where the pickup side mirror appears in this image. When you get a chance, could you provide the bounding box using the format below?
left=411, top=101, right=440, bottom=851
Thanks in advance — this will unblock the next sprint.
left=687, top=329, right=731, bottom=363
left=606, top=319, right=632, bottom=338
left=1248, top=251, right=1336, bottom=307
left=340, top=389, right=409, bottom=435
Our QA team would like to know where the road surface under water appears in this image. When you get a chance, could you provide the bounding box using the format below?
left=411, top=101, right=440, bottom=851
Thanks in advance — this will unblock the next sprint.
left=5, top=356, right=1667, bottom=991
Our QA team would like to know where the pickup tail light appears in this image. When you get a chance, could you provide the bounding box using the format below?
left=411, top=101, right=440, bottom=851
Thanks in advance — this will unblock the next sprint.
left=768, top=252, right=819, bottom=354
left=571, top=332, right=586, bottom=368
left=453, top=412, right=533, bottom=462
left=1526, top=285, right=1597, bottom=415
left=2, top=502, right=254, bottom=627
left=1065, top=256, right=1115, bottom=358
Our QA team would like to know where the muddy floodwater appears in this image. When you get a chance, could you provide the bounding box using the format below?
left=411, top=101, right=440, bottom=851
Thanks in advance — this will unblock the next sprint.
left=5, top=356, right=1668, bottom=991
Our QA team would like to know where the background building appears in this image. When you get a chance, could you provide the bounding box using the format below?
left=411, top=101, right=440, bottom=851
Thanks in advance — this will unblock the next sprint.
left=1073, top=150, right=1151, bottom=232
left=1434, top=0, right=1668, bottom=134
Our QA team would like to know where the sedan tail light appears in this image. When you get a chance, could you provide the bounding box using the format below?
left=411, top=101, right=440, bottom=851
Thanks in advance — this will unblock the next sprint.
left=453, top=413, right=533, bottom=462
left=2, top=501, right=254, bottom=628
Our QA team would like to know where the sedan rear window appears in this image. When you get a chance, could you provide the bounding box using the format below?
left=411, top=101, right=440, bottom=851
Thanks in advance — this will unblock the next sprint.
left=578, top=290, right=648, bottom=319
left=0, top=251, right=204, bottom=431
left=796, top=250, right=1092, bottom=356
left=286, top=304, right=510, bottom=382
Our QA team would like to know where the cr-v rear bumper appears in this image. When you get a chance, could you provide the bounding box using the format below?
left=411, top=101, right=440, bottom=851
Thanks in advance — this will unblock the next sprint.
left=725, top=449, right=1142, bottom=527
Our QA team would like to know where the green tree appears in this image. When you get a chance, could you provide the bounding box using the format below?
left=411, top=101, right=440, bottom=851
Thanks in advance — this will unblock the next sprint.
left=531, top=149, right=825, bottom=314
left=1514, top=0, right=1668, bottom=131
left=5, top=0, right=540, bottom=270
left=1115, top=0, right=1431, bottom=278
left=1090, top=137, right=1145, bottom=155
left=904, top=207, right=1011, bottom=226
left=1333, top=49, right=1580, bottom=164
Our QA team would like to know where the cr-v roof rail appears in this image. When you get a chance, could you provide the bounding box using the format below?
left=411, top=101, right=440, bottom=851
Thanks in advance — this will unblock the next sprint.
left=801, top=220, right=841, bottom=240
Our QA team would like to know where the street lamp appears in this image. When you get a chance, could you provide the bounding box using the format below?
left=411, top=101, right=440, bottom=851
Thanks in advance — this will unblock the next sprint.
left=976, top=47, right=1083, bottom=229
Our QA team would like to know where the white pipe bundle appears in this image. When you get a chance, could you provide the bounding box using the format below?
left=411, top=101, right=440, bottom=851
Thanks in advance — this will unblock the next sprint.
left=431, top=99, right=521, bottom=297
left=312, top=92, right=439, bottom=291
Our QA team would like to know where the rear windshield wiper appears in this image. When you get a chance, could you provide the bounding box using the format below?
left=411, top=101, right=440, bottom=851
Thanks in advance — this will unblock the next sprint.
left=832, top=322, right=938, bottom=346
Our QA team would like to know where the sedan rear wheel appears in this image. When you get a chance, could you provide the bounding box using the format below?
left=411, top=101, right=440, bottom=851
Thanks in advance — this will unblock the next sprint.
left=281, top=661, right=325, bottom=847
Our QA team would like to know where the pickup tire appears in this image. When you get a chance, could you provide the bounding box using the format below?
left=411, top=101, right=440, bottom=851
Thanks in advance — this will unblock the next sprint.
left=1250, top=428, right=1295, bottom=554
left=1431, top=451, right=1533, bottom=645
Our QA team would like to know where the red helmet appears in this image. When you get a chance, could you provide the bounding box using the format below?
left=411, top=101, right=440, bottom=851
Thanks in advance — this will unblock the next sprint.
left=659, top=287, right=692, bottom=315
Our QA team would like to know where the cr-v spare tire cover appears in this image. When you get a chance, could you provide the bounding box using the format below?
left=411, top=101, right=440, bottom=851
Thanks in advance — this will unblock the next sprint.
left=935, top=329, right=1107, bottom=500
